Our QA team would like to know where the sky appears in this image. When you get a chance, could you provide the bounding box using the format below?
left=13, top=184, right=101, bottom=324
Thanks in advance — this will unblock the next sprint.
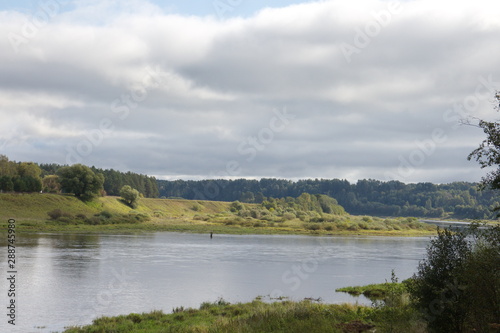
left=1, top=0, right=500, bottom=184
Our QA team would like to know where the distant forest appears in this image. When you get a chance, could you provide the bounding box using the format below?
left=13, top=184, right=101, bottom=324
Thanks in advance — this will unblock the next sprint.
left=157, top=178, right=500, bottom=219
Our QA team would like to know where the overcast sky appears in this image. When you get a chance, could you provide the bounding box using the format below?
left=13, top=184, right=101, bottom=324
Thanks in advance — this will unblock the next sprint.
left=1, top=0, right=500, bottom=184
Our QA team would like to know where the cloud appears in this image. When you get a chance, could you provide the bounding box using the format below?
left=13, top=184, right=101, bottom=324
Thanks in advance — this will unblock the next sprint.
left=1, top=0, right=499, bottom=183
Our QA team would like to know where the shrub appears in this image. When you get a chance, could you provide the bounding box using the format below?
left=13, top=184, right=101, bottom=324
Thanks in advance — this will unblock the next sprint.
left=191, top=203, right=203, bottom=212
left=250, top=209, right=262, bottom=219
left=47, top=209, right=63, bottom=220
left=306, top=223, right=321, bottom=231
left=324, top=224, right=335, bottom=231
left=358, top=222, right=369, bottom=230
left=230, top=201, right=244, bottom=212
left=409, top=224, right=500, bottom=332
left=347, top=224, right=359, bottom=231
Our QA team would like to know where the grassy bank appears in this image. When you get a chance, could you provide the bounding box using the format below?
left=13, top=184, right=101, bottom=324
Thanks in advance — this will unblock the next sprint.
left=336, top=282, right=409, bottom=302
left=63, top=298, right=424, bottom=333
left=0, top=193, right=437, bottom=236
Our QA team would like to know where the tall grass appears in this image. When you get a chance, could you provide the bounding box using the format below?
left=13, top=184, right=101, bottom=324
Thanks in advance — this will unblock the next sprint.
left=63, top=300, right=380, bottom=333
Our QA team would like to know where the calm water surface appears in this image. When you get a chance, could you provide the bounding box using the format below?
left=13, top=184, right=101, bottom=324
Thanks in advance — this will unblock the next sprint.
left=0, top=232, right=431, bottom=333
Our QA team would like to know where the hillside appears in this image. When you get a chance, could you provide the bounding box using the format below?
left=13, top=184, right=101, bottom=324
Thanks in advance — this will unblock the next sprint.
left=0, top=193, right=437, bottom=236
left=0, top=193, right=232, bottom=223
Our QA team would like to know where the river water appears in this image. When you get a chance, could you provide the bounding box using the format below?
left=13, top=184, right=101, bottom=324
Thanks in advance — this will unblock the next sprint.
left=0, top=232, right=431, bottom=333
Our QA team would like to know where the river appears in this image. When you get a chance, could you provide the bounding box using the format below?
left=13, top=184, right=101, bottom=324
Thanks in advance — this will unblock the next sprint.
left=0, top=232, right=431, bottom=333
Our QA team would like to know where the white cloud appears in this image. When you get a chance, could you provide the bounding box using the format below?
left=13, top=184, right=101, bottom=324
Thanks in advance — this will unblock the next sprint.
left=1, top=0, right=499, bottom=183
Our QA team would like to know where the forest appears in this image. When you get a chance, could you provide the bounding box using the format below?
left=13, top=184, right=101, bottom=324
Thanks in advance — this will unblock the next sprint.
left=157, top=178, right=499, bottom=219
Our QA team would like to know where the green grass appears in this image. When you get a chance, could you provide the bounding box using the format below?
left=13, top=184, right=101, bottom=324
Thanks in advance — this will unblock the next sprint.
left=336, top=282, right=407, bottom=301
left=63, top=299, right=379, bottom=333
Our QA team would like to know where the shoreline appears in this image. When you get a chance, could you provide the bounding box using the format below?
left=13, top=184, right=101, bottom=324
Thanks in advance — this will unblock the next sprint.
left=9, top=218, right=438, bottom=237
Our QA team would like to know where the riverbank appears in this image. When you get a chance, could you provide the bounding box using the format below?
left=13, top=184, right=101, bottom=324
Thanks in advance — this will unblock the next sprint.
left=0, top=193, right=439, bottom=236
left=63, top=297, right=422, bottom=333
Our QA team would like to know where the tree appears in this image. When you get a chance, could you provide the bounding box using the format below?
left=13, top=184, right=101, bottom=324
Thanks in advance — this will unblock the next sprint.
left=468, top=92, right=500, bottom=192
left=120, top=185, right=140, bottom=208
left=57, top=164, right=104, bottom=201
left=0, top=176, right=14, bottom=192
left=0, top=155, right=17, bottom=177
left=42, top=175, right=61, bottom=193
left=409, top=224, right=500, bottom=332
left=17, top=162, right=42, bottom=179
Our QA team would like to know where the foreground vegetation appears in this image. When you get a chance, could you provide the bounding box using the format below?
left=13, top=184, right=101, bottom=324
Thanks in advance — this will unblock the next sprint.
left=63, top=298, right=423, bottom=333
left=336, top=281, right=408, bottom=302
left=0, top=193, right=438, bottom=235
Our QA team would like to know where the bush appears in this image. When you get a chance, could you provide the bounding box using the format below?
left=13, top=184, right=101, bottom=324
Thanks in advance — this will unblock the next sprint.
left=282, top=212, right=296, bottom=221
left=409, top=224, right=500, bottom=332
left=358, top=222, right=369, bottom=230
left=191, top=203, right=203, bottom=212
left=99, top=210, right=113, bottom=219
left=324, top=224, right=335, bottom=231
left=47, top=209, right=63, bottom=220
left=305, top=223, right=321, bottom=231
left=230, top=201, right=244, bottom=212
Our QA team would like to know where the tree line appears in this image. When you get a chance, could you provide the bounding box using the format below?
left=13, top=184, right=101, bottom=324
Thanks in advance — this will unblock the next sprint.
left=0, top=155, right=159, bottom=199
left=157, top=178, right=499, bottom=219
left=38, top=163, right=159, bottom=198
left=0, top=155, right=43, bottom=192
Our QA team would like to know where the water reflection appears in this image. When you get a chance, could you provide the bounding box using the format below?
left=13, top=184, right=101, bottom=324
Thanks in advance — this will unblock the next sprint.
left=0, top=232, right=430, bottom=333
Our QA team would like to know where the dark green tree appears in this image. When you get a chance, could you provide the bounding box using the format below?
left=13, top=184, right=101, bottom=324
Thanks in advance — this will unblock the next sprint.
left=0, top=176, right=14, bottom=192
left=57, top=164, right=104, bottom=201
left=468, top=92, right=500, bottom=192
left=120, top=185, right=140, bottom=208
left=409, top=224, right=500, bottom=332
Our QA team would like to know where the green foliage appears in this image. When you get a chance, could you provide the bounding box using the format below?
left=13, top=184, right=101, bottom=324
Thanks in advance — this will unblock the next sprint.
left=191, top=202, right=203, bottom=212
left=409, top=223, right=500, bottom=332
left=17, top=162, right=42, bottom=179
left=42, top=175, right=61, bottom=193
left=0, top=176, right=14, bottom=192
left=57, top=164, right=104, bottom=201
left=120, top=185, right=140, bottom=208
left=64, top=300, right=382, bottom=333
left=38, top=162, right=159, bottom=198
left=230, top=200, right=244, bottom=212
left=0, top=156, right=43, bottom=193
left=261, top=193, right=346, bottom=217
left=157, top=178, right=498, bottom=219
left=46, top=208, right=150, bottom=225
